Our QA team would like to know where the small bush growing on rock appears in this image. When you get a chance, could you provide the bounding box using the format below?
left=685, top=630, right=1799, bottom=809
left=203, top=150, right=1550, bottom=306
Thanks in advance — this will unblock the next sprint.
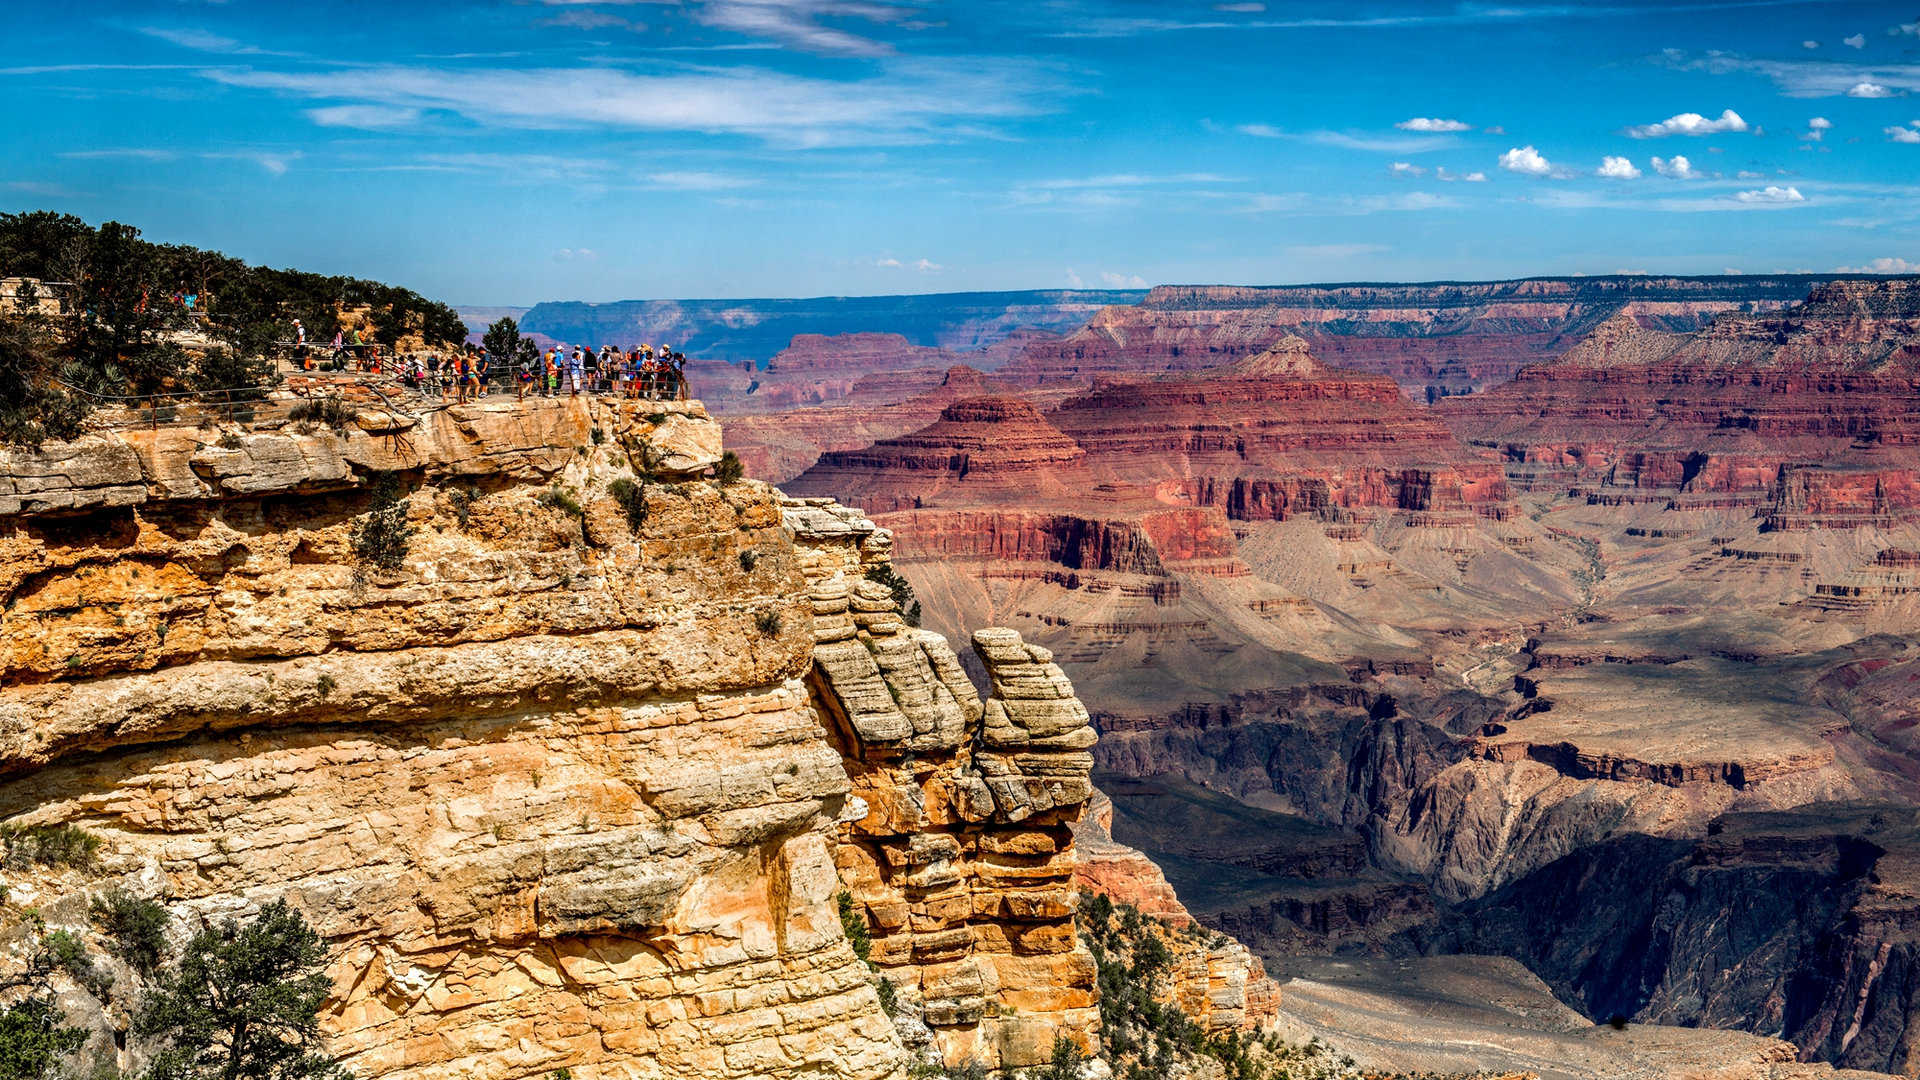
left=606, top=479, right=647, bottom=532
left=863, top=565, right=923, bottom=628
left=0, top=995, right=87, bottom=1080
left=314, top=673, right=336, bottom=699
left=286, top=395, right=353, bottom=430
left=539, top=484, right=585, bottom=520
left=874, top=977, right=898, bottom=1017
left=738, top=549, right=758, bottom=572
left=91, top=889, right=169, bottom=977
left=350, top=475, right=415, bottom=572
left=447, top=485, right=480, bottom=529
left=755, top=611, right=783, bottom=638
left=1036, top=1036, right=1087, bottom=1080
left=1607, top=1014, right=1629, bottom=1031
left=713, top=451, right=744, bottom=485
left=836, top=891, right=873, bottom=964
left=0, top=824, right=102, bottom=870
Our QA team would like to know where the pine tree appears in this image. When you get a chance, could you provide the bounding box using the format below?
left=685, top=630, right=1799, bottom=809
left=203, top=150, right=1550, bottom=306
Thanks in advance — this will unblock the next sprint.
left=136, top=899, right=349, bottom=1080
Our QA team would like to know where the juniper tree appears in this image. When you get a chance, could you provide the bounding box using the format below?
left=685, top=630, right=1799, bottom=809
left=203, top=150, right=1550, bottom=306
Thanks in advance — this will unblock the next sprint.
left=136, top=899, right=348, bottom=1080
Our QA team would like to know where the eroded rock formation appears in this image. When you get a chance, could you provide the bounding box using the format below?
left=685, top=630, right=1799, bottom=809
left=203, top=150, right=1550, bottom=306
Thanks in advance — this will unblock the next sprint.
left=0, top=396, right=1105, bottom=1080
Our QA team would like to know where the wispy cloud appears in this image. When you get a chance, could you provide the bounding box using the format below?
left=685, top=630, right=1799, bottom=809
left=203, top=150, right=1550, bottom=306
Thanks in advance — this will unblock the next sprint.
left=545, top=0, right=926, bottom=57
left=60, top=146, right=300, bottom=175
left=1237, top=124, right=1454, bottom=152
left=205, top=58, right=1063, bottom=148
left=645, top=170, right=760, bottom=190
left=1435, top=167, right=1487, bottom=182
left=1667, top=50, right=1920, bottom=98
left=306, top=105, right=422, bottom=129
left=1395, top=117, right=1471, bottom=132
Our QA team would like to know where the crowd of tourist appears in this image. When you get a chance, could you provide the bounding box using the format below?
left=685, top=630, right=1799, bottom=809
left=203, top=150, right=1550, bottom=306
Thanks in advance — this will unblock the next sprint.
left=292, top=324, right=690, bottom=404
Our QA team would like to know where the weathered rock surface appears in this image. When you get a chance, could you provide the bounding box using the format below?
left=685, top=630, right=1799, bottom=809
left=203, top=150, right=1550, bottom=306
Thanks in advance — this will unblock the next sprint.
left=783, top=499, right=1102, bottom=1068
left=0, top=399, right=1102, bottom=1080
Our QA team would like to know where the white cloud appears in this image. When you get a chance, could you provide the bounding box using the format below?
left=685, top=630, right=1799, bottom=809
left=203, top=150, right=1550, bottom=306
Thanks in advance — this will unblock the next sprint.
left=1213, top=2, right=1265, bottom=11
left=1596, top=155, right=1641, bottom=179
left=1389, top=161, right=1426, bottom=177
left=1652, top=154, right=1702, bottom=179
left=1625, top=108, right=1748, bottom=138
left=1844, top=32, right=1866, bottom=48
left=1836, top=257, right=1918, bottom=273
left=1395, top=117, right=1471, bottom=132
left=306, top=105, right=423, bottom=129
left=1483, top=125, right=1505, bottom=135
left=1802, top=40, right=1819, bottom=49
left=644, top=170, right=758, bottom=190
left=1435, top=167, right=1486, bottom=182
left=914, top=258, right=943, bottom=272
left=1888, top=125, right=1920, bottom=143
left=1236, top=124, right=1452, bottom=152
left=1030, top=173, right=1236, bottom=189
left=1237, top=123, right=1284, bottom=138
left=1064, top=268, right=1085, bottom=288
left=1734, top=185, right=1804, bottom=203
left=553, top=248, right=598, bottom=262
left=1099, top=271, right=1148, bottom=287
left=1499, top=145, right=1555, bottom=177
left=1894, top=20, right=1920, bottom=37
left=1848, top=81, right=1894, bottom=98
left=1284, top=243, right=1388, bottom=258
left=203, top=58, right=1061, bottom=148
left=875, top=257, right=903, bottom=268
left=1803, top=115, right=1832, bottom=140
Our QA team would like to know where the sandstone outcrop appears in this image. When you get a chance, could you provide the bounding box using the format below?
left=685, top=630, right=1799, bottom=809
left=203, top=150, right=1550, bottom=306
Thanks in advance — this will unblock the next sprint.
left=783, top=499, right=1101, bottom=1069
left=0, top=395, right=1105, bottom=1080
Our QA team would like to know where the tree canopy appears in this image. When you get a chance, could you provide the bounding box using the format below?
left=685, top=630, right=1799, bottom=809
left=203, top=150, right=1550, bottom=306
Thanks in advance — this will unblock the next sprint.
left=0, top=210, right=467, bottom=444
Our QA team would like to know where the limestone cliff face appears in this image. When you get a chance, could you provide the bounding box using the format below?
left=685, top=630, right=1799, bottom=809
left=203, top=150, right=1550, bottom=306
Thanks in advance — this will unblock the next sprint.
left=0, top=395, right=1099, bottom=1080
left=783, top=499, right=1102, bottom=1069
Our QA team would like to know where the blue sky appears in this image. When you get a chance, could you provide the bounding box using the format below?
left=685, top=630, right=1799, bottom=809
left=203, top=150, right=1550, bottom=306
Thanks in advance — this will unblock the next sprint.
left=5, top=1, right=1920, bottom=304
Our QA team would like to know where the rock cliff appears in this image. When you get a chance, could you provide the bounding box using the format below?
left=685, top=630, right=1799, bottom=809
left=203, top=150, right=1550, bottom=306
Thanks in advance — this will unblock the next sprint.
left=0, top=394, right=1108, bottom=1079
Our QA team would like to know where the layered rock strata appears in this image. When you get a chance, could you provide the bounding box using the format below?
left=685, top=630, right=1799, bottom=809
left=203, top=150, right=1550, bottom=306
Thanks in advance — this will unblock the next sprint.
left=1442, top=279, right=1920, bottom=528
left=782, top=499, right=1101, bottom=1069
left=999, top=276, right=1851, bottom=396
left=0, top=395, right=1098, bottom=1080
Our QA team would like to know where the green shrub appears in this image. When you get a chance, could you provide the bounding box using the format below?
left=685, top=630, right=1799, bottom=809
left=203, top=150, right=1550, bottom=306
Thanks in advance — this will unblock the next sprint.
left=91, top=889, right=169, bottom=976
left=738, top=549, right=758, bottom=572
left=755, top=610, right=783, bottom=637
left=287, top=395, right=353, bottom=430
left=606, top=478, right=647, bottom=532
left=0, top=824, right=103, bottom=870
left=350, top=475, right=415, bottom=571
left=714, top=451, right=744, bottom=485
left=874, top=977, right=898, bottom=1018
left=539, top=484, right=584, bottom=520
left=315, top=673, right=336, bottom=699
left=864, top=565, right=923, bottom=627
left=836, top=891, right=873, bottom=965
left=0, top=995, right=87, bottom=1080
left=447, top=485, right=480, bottom=529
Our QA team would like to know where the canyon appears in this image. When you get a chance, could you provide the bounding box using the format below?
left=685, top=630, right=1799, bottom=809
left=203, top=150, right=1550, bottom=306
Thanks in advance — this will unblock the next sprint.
left=5, top=272, right=1919, bottom=1080
left=779, top=275, right=1920, bottom=1075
